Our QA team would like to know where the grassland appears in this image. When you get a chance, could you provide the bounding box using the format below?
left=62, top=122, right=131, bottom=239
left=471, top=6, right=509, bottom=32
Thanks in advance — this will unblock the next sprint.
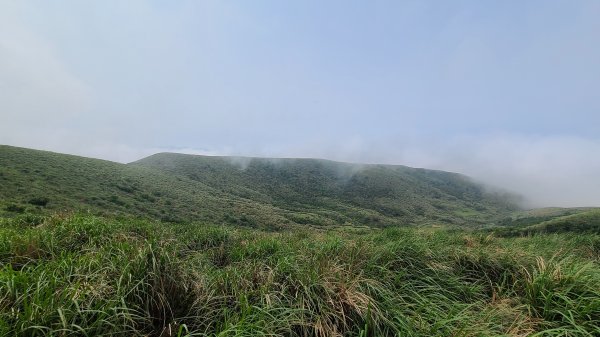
left=2, top=213, right=600, bottom=336
left=1, top=145, right=519, bottom=228
left=495, top=209, right=600, bottom=237
left=2, top=144, right=598, bottom=336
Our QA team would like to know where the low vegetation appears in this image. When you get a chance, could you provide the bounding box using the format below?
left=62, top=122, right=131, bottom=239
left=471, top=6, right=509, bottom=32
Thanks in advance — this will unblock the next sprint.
left=2, top=145, right=598, bottom=335
left=2, top=213, right=599, bottom=336
left=0, top=145, right=519, bottom=227
left=495, top=209, right=600, bottom=237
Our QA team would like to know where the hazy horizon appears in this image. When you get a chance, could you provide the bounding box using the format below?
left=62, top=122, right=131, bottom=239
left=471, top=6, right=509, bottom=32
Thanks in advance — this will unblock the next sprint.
left=2, top=1, right=599, bottom=207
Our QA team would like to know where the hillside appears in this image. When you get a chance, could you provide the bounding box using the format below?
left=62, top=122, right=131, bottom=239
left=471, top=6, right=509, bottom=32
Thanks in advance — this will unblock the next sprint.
left=131, top=152, right=521, bottom=225
left=495, top=209, right=600, bottom=236
left=0, top=145, right=296, bottom=227
left=1, top=145, right=519, bottom=227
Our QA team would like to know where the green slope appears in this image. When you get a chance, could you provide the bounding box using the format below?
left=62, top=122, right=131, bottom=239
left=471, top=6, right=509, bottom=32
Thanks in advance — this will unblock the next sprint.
left=1, top=145, right=520, bottom=227
left=0, top=145, right=291, bottom=227
left=131, top=152, right=520, bottom=225
left=495, top=209, right=600, bottom=236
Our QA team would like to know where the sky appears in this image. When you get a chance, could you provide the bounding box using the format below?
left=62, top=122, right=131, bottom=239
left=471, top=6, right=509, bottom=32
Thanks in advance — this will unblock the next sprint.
left=1, top=0, right=599, bottom=207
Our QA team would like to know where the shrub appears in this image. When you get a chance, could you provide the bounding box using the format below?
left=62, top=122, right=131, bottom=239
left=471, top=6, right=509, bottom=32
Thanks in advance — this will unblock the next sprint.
left=27, top=197, right=49, bottom=207
left=4, top=204, right=25, bottom=213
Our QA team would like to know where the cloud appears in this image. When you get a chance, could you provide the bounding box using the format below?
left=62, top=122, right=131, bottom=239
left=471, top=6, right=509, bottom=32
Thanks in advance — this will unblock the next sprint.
left=427, top=135, right=600, bottom=208
left=0, top=3, right=91, bottom=128
left=366, top=134, right=600, bottom=208
left=0, top=2, right=92, bottom=155
left=63, top=144, right=231, bottom=165
left=246, top=133, right=600, bottom=208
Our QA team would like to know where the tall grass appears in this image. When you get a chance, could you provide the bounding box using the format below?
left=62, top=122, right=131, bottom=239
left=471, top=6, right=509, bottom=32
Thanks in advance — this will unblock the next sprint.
left=1, top=214, right=599, bottom=336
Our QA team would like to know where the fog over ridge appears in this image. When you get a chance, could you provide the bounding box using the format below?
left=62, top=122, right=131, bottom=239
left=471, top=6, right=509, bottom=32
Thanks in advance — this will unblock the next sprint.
left=1, top=1, right=599, bottom=208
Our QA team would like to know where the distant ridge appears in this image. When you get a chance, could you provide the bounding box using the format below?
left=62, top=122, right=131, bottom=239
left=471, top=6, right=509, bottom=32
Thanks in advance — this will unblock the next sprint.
left=1, top=145, right=521, bottom=227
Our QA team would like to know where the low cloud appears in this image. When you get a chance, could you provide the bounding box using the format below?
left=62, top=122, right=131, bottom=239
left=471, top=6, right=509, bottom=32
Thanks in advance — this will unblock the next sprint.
left=0, top=3, right=91, bottom=129
left=243, top=134, right=600, bottom=208
left=424, top=135, right=600, bottom=208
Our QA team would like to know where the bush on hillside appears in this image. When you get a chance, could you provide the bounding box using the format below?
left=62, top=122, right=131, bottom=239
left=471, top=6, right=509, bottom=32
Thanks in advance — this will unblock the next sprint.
left=4, top=204, right=25, bottom=213
left=28, top=196, right=49, bottom=207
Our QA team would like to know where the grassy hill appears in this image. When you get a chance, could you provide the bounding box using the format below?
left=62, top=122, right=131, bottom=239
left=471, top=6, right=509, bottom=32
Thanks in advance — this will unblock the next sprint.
left=495, top=209, right=600, bottom=237
left=3, top=145, right=600, bottom=336
left=131, top=152, right=521, bottom=226
left=0, top=145, right=295, bottom=228
left=1, top=145, right=519, bottom=227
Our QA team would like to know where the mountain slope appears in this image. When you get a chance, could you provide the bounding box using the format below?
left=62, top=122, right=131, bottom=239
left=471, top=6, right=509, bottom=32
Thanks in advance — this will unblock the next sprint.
left=1, top=145, right=520, bottom=227
left=0, top=145, right=291, bottom=226
left=131, top=152, right=521, bottom=226
left=495, top=209, right=600, bottom=236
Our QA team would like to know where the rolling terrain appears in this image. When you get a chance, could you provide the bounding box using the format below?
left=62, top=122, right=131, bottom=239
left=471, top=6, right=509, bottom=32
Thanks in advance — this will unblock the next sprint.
left=1, top=145, right=520, bottom=227
left=2, top=144, right=600, bottom=336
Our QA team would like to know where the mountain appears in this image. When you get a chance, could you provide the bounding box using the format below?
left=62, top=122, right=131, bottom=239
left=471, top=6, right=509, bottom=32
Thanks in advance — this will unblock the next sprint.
left=0, top=145, right=520, bottom=227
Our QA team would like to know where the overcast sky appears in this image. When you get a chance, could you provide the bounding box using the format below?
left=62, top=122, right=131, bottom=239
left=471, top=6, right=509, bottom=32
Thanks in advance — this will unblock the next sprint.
left=1, top=1, right=599, bottom=207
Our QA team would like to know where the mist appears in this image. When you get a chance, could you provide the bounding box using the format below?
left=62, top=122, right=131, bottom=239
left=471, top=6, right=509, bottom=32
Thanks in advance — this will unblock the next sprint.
left=212, top=134, right=598, bottom=208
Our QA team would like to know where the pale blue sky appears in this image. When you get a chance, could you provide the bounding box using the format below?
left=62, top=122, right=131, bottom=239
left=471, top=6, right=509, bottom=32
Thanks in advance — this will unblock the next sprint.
left=1, top=1, right=599, bottom=206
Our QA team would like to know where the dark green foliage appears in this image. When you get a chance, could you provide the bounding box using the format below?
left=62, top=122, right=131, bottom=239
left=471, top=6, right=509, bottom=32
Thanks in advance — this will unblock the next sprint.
left=4, top=204, right=25, bottom=213
left=27, top=197, right=49, bottom=207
